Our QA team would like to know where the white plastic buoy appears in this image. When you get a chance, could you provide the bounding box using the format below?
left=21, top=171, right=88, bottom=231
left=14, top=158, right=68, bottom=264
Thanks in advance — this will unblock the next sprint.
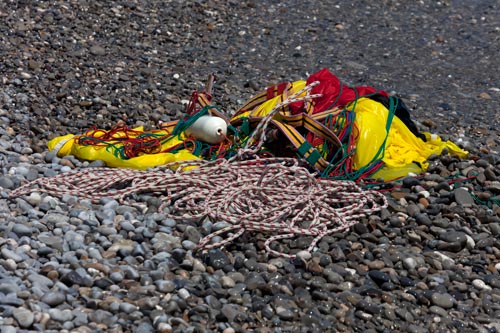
left=185, top=115, right=227, bottom=144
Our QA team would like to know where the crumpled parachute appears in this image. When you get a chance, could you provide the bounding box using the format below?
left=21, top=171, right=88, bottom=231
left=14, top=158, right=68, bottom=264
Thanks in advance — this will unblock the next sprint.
left=47, top=68, right=467, bottom=180
left=48, top=124, right=200, bottom=170
left=348, top=98, right=466, bottom=179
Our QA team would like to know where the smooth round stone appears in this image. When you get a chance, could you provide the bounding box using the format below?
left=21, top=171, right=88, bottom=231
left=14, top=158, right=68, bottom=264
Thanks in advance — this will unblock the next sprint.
left=49, top=308, right=74, bottom=322
left=2, top=258, right=17, bottom=271
left=464, top=234, right=475, bottom=249
left=472, top=279, right=492, bottom=291
left=183, top=226, right=202, bottom=243
left=181, top=240, right=197, bottom=250
left=212, top=221, right=231, bottom=231
left=1, top=326, right=17, bottom=333
left=0, top=293, right=23, bottom=306
left=415, top=213, right=432, bottom=226
left=87, top=309, right=115, bottom=327
left=178, top=288, right=190, bottom=299
left=1, top=248, right=23, bottom=262
left=439, top=231, right=467, bottom=245
left=367, top=260, right=385, bottom=270
left=296, top=250, right=312, bottom=261
left=13, top=307, right=34, bottom=328
left=406, top=204, right=420, bottom=217
left=276, top=306, right=295, bottom=320
left=221, top=304, right=245, bottom=322
left=407, top=324, right=428, bottom=333
left=25, top=168, right=39, bottom=181
left=489, top=223, right=500, bottom=236
left=155, top=280, right=176, bottom=293
left=399, top=276, right=416, bottom=287
left=403, top=257, right=418, bottom=270
left=109, top=271, right=124, bottom=283
left=205, top=249, right=230, bottom=270
left=119, top=302, right=138, bottom=314
left=89, top=159, right=106, bottom=167
left=61, top=270, right=91, bottom=286
left=41, top=291, right=66, bottom=306
left=437, top=241, right=464, bottom=253
left=453, top=188, right=474, bottom=206
left=0, top=176, right=14, bottom=189
left=220, top=276, right=236, bottom=288
left=368, top=270, right=390, bottom=285
left=158, top=323, right=173, bottom=332
left=429, top=305, right=449, bottom=317
left=26, top=192, right=42, bottom=205
left=431, top=293, right=454, bottom=309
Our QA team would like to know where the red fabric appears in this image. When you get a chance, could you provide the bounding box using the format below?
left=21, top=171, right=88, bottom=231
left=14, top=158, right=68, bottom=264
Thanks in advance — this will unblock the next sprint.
left=266, top=82, right=289, bottom=100
left=289, top=68, right=388, bottom=114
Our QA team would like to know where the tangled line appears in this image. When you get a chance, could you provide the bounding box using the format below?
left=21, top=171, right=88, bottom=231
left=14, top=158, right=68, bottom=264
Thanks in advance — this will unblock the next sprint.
left=10, top=157, right=387, bottom=258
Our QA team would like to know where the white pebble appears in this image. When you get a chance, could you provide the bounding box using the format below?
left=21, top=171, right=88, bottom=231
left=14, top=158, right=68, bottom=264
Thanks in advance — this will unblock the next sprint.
left=433, top=251, right=455, bottom=264
left=403, top=257, right=417, bottom=270
left=192, top=259, right=206, bottom=272
left=60, top=166, right=72, bottom=173
left=419, top=190, right=430, bottom=198
left=178, top=288, right=190, bottom=299
left=472, top=279, right=492, bottom=291
left=27, top=192, right=42, bottom=205
left=20, top=72, right=32, bottom=79
left=220, top=276, right=235, bottom=288
left=295, top=250, right=312, bottom=261
left=3, top=258, right=17, bottom=271
left=157, top=323, right=172, bottom=333
left=465, top=234, right=475, bottom=249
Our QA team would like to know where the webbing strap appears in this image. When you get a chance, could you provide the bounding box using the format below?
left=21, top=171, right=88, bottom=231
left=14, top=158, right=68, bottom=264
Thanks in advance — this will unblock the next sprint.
left=270, top=119, right=332, bottom=171
left=297, top=141, right=322, bottom=166
left=277, top=113, right=342, bottom=149
left=197, top=92, right=212, bottom=108
left=240, top=118, right=251, bottom=136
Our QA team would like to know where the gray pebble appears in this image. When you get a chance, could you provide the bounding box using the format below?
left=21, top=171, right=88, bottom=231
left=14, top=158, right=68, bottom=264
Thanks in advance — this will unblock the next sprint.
left=1, top=326, right=17, bottom=333
left=431, top=292, right=454, bottom=309
left=12, top=307, right=34, bottom=328
left=41, top=291, right=66, bottom=306
left=119, top=302, right=138, bottom=314
left=183, top=225, right=202, bottom=243
left=155, top=280, right=176, bottom=293
left=454, top=188, right=475, bottom=206
left=407, top=324, right=428, bottom=333
left=0, top=176, right=15, bottom=189
left=1, top=248, right=23, bottom=262
left=87, top=309, right=116, bottom=327
left=88, top=159, right=107, bottom=167
left=49, top=308, right=74, bottom=321
left=489, top=223, right=500, bottom=236
left=110, top=271, right=124, bottom=283
left=12, top=223, right=33, bottom=237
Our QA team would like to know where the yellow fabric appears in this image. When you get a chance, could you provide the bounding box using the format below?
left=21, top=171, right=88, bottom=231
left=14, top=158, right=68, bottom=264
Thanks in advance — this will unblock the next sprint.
left=47, top=128, right=200, bottom=170
left=349, top=98, right=467, bottom=178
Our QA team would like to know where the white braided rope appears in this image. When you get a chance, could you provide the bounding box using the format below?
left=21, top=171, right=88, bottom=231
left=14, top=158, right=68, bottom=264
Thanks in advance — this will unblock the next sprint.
left=10, top=158, right=387, bottom=258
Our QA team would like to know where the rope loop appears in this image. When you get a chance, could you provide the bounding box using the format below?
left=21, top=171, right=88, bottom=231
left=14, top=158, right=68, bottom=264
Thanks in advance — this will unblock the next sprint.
left=10, top=157, right=387, bottom=259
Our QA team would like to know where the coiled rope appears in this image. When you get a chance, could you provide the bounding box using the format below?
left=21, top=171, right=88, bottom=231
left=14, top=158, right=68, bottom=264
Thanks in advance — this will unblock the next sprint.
left=10, top=158, right=387, bottom=258
left=10, top=82, right=388, bottom=258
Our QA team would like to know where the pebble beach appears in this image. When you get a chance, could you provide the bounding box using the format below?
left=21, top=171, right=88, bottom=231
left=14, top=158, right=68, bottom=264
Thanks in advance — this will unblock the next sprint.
left=0, top=1, right=499, bottom=332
